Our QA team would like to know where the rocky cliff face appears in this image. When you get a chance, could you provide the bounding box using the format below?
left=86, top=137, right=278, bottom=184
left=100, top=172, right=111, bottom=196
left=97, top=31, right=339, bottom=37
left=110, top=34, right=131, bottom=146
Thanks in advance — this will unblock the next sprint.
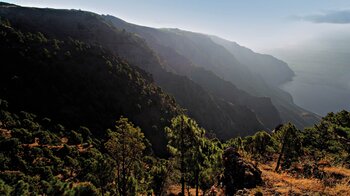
left=104, top=15, right=284, bottom=131
left=0, top=5, right=271, bottom=139
left=103, top=16, right=319, bottom=128
left=210, top=36, right=295, bottom=87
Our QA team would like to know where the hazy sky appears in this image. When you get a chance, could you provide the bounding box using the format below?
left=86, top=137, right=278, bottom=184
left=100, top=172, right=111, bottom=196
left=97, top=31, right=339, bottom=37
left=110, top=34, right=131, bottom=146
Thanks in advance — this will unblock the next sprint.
left=5, top=0, right=350, bottom=51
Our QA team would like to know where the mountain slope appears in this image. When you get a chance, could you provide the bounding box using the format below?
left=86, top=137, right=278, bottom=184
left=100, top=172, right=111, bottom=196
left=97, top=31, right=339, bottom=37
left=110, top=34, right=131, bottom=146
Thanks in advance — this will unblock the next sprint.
left=0, top=18, right=180, bottom=156
left=173, top=30, right=320, bottom=128
left=210, top=36, right=295, bottom=87
left=102, top=16, right=319, bottom=128
left=0, top=4, right=268, bottom=138
left=104, top=15, right=283, bottom=130
left=208, top=36, right=321, bottom=127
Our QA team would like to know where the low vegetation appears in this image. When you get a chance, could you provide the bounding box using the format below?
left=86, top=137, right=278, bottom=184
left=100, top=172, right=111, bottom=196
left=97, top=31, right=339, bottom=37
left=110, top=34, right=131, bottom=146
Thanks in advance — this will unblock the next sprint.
left=1, top=98, right=349, bottom=195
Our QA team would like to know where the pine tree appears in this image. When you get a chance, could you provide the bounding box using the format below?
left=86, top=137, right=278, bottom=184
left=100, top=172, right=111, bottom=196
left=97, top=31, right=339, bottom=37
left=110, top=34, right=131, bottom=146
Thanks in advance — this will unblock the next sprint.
left=274, top=123, right=303, bottom=171
left=105, top=117, right=146, bottom=195
left=165, top=115, right=207, bottom=196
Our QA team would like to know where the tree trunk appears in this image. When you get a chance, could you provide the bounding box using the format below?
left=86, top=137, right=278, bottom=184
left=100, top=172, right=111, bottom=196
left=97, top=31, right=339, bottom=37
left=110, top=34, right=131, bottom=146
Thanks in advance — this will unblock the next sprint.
left=181, top=153, right=185, bottom=195
left=122, top=170, right=126, bottom=196
left=275, top=142, right=285, bottom=171
left=181, top=118, right=185, bottom=196
left=101, top=186, right=104, bottom=196
left=122, top=149, right=127, bottom=195
left=275, top=129, right=289, bottom=171
left=195, top=171, right=199, bottom=196
left=181, top=169, right=185, bottom=195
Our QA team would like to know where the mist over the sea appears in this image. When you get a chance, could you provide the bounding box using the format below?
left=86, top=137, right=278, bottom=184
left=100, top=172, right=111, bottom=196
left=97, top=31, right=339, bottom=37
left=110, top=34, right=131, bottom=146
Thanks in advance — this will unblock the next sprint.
left=270, top=35, right=350, bottom=115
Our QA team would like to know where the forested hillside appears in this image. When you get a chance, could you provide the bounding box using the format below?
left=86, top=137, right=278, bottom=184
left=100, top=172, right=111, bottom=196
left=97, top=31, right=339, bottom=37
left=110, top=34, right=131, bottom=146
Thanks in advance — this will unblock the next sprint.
left=0, top=17, right=180, bottom=156
left=1, top=99, right=349, bottom=195
left=0, top=4, right=275, bottom=138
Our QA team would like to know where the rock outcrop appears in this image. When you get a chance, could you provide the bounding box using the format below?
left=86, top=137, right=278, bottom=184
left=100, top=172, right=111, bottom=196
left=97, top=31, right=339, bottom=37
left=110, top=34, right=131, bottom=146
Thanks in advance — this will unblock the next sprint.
left=223, top=147, right=263, bottom=195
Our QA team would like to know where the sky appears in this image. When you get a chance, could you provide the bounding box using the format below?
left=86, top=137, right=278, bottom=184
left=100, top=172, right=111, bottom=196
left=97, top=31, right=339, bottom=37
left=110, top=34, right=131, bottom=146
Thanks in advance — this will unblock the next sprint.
left=4, top=0, right=350, bottom=51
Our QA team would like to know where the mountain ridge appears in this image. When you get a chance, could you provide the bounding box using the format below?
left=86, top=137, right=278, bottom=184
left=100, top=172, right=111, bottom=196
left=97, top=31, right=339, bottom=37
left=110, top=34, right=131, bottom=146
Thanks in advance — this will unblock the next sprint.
left=0, top=18, right=181, bottom=155
left=0, top=4, right=274, bottom=139
left=104, top=15, right=283, bottom=130
left=103, top=15, right=319, bottom=128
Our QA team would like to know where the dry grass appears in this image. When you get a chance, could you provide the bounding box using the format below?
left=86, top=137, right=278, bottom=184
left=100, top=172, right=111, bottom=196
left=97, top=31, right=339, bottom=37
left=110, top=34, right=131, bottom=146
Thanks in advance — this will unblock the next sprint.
left=247, top=163, right=350, bottom=195
left=20, top=137, right=93, bottom=152
left=166, top=164, right=350, bottom=195
left=257, top=164, right=324, bottom=195
left=72, top=181, right=94, bottom=188
left=167, top=185, right=198, bottom=195
left=324, top=183, right=350, bottom=196
left=166, top=185, right=224, bottom=196
left=323, top=166, right=350, bottom=178
left=322, top=166, right=350, bottom=196
left=0, top=128, right=11, bottom=138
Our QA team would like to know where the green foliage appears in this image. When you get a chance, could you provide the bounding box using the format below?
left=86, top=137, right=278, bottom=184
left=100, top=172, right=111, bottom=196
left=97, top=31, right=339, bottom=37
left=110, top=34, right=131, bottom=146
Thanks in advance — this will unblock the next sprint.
left=273, top=123, right=304, bottom=170
left=147, top=158, right=169, bottom=195
left=197, top=139, right=223, bottom=194
left=225, top=114, right=350, bottom=173
left=1, top=94, right=350, bottom=195
left=251, top=131, right=278, bottom=156
left=0, top=179, right=13, bottom=195
left=73, top=183, right=100, bottom=196
left=302, top=111, right=350, bottom=164
left=0, top=104, right=153, bottom=195
left=165, top=115, right=222, bottom=195
left=225, top=131, right=278, bottom=162
left=105, top=117, right=146, bottom=195
left=0, top=16, right=180, bottom=156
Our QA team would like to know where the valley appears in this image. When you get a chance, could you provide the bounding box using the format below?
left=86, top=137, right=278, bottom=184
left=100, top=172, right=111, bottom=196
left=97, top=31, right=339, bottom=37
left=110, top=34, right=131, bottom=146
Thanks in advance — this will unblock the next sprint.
left=0, top=2, right=349, bottom=195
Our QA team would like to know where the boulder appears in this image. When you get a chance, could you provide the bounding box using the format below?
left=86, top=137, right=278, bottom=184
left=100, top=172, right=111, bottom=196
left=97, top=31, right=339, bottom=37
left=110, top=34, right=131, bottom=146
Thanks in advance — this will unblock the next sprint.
left=223, top=147, right=263, bottom=195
